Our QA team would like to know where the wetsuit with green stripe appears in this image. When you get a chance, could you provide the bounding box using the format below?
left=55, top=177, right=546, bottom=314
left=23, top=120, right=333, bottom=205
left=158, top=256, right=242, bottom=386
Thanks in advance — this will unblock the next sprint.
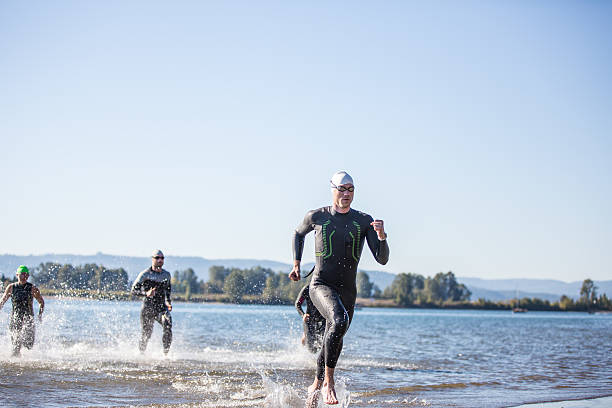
left=293, top=206, right=389, bottom=379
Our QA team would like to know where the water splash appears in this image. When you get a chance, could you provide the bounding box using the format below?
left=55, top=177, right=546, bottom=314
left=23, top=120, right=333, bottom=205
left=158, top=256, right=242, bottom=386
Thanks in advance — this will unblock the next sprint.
left=261, top=372, right=303, bottom=408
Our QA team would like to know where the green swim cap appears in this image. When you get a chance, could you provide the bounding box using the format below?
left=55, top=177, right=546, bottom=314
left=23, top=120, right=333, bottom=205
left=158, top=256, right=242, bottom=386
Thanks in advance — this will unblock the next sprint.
left=16, top=265, right=29, bottom=275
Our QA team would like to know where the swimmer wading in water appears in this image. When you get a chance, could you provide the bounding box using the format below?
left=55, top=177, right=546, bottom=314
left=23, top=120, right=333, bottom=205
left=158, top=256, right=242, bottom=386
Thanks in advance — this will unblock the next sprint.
left=289, top=171, right=389, bottom=406
left=0, top=265, right=45, bottom=357
left=131, top=250, right=173, bottom=355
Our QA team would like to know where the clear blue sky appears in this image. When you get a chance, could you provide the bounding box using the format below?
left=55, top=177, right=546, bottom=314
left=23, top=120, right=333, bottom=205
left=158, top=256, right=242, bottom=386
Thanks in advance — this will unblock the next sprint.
left=1, top=1, right=610, bottom=282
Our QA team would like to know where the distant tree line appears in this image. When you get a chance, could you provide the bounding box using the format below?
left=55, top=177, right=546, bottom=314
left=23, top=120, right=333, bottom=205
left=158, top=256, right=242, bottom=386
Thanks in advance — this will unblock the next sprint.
left=32, top=262, right=129, bottom=292
left=466, top=278, right=611, bottom=312
left=560, top=278, right=611, bottom=312
left=374, top=271, right=472, bottom=306
left=3, top=262, right=610, bottom=311
left=361, top=271, right=611, bottom=311
left=1, top=274, right=17, bottom=290
left=173, top=265, right=302, bottom=304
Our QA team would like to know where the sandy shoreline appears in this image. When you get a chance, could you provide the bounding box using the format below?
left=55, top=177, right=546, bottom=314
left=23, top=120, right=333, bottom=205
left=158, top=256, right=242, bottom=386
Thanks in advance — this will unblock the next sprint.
left=511, top=395, right=612, bottom=408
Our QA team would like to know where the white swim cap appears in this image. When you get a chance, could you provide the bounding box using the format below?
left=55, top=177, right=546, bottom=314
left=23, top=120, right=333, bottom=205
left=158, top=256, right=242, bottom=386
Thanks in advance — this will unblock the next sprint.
left=152, top=249, right=164, bottom=258
left=330, top=171, right=354, bottom=187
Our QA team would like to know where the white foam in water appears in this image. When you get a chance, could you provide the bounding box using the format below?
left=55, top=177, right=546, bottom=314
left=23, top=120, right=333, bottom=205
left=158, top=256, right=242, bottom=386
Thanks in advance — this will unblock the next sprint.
left=0, top=300, right=318, bottom=368
left=259, top=370, right=352, bottom=408
left=333, top=379, right=351, bottom=408
left=2, top=300, right=352, bottom=408
left=310, top=378, right=351, bottom=408
left=261, top=372, right=304, bottom=408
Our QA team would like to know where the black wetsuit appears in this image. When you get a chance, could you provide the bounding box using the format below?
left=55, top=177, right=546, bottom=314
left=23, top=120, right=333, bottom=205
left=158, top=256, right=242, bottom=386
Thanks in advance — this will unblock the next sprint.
left=295, top=284, right=325, bottom=353
left=9, top=282, right=35, bottom=355
left=293, top=206, right=389, bottom=380
left=131, top=267, right=172, bottom=353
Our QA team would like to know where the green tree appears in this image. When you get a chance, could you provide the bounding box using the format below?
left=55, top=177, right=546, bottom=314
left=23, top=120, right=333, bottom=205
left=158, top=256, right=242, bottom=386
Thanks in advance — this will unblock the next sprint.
left=579, top=279, right=597, bottom=307
left=209, top=266, right=231, bottom=292
left=241, top=267, right=272, bottom=295
left=384, top=273, right=424, bottom=306
left=356, top=271, right=374, bottom=298
left=262, top=273, right=282, bottom=302
left=422, top=271, right=471, bottom=304
left=77, top=264, right=99, bottom=289
left=1, top=273, right=16, bottom=289
left=180, top=268, right=200, bottom=294
left=559, top=295, right=575, bottom=310
left=33, top=262, right=62, bottom=287
left=224, top=270, right=246, bottom=302
left=597, top=293, right=612, bottom=311
left=260, top=271, right=302, bottom=304
left=56, top=264, right=77, bottom=289
left=95, top=267, right=128, bottom=291
left=200, top=281, right=220, bottom=294
left=171, top=270, right=184, bottom=292
left=32, top=262, right=127, bottom=292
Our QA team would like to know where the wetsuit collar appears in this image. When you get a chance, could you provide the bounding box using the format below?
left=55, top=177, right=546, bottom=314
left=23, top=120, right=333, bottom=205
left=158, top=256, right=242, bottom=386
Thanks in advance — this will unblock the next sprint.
left=330, top=206, right=351, bottom=216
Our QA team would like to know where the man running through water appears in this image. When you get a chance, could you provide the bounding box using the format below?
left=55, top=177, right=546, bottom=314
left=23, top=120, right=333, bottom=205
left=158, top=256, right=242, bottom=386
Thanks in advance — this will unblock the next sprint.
left=295, top=283, right=325, bottom=354
left=131, top=250, right=173, bottom=354
left=0, top=265, right=45, bottom=357
left=289, top=171, right=389, bottom=405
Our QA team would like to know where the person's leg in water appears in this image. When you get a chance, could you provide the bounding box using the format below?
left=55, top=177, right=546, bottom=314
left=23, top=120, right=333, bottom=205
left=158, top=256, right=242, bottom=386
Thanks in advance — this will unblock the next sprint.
left=139, top=307, right=155, bottom=353
left=303, top=318, right=319, bottom=354
left=308, top=284, right=355, bottom=405
left=22, top=316, right=35, bottom=350
left=314, top=320, right=326, bottom=351
left=9, top=316, right=23, bottom=357
left=155, top=311, right=172, bottom=355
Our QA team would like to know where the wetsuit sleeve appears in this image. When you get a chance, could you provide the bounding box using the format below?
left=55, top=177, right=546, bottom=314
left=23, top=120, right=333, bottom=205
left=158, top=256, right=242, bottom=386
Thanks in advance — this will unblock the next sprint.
left=293, top=210, right=315, bottom=261
left=366, top=218, right=389, bottom=265
left=295, top=285, right=307, bottom=316
left=131, top=270, right=147, bottom=296
left=164, top=276, right=172, bottom=306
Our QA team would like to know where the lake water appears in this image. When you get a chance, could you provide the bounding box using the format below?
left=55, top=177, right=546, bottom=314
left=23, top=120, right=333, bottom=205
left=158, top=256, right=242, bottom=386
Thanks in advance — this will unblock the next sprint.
left=1, top=299, right=611, bottom=407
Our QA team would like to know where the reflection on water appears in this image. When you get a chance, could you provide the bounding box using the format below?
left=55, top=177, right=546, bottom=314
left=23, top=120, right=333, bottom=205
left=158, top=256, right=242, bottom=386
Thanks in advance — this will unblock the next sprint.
left=1, top=299, right=611, bottom=407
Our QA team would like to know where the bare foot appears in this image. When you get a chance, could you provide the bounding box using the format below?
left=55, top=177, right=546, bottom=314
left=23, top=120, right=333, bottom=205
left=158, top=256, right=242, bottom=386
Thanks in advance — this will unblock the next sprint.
left=321, top=382, right=338, bottom=405
left=305, top=383, right=321, bottom=408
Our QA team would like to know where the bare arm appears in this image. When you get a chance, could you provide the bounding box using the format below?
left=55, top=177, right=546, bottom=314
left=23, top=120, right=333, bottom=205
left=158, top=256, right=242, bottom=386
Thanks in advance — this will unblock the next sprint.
left=0, top=284, right=13, bottom=310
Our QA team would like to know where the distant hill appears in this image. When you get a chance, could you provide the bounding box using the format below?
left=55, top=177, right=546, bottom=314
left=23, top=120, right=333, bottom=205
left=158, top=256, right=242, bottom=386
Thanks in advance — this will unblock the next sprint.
left=1, top=253, right=609, bottom=302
